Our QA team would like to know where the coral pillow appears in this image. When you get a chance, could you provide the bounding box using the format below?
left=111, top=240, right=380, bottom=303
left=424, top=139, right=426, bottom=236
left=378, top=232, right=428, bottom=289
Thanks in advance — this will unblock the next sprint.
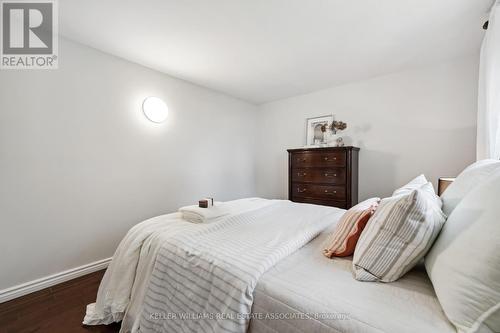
left=323, top=198, right=380, bottom=257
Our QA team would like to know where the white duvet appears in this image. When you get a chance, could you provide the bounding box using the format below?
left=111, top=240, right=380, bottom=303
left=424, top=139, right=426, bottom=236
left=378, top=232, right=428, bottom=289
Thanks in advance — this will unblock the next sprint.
left=139, top=200, right=341, bottom=333
left=83, top=213, right=195, bottom=331
left=83, top=198, right=274, bottom=333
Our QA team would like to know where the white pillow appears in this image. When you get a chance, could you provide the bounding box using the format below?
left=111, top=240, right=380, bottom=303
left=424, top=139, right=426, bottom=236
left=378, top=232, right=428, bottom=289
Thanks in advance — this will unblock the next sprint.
left=392, top=174, right=428, bottom=197
left=441, top=159, right=500, bottom=216
left=353, top=182, right=445, bottom=282
left=425, top=169, right=500, bottom=333
left=393, top=174, right=442, bottom=209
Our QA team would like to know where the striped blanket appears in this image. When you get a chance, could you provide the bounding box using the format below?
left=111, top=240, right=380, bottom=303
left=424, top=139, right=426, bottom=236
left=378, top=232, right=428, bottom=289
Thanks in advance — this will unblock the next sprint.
left=139, top=200, right=340, bottom=333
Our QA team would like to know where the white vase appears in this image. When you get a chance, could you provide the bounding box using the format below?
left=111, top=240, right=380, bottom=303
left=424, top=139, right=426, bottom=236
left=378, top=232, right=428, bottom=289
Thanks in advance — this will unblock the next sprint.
left=325, top=132, right=337, bottom=146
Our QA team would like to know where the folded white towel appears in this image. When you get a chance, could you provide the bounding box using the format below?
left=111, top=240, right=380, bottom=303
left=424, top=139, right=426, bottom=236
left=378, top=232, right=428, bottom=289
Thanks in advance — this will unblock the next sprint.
left=179, top=198, right=272, bottom=223
left=179, top=202, right=225, bottom=223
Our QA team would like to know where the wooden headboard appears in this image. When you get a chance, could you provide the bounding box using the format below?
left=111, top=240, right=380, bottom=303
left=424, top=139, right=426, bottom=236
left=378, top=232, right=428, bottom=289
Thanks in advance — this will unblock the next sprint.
left=438, top=177, right=455, bottom=196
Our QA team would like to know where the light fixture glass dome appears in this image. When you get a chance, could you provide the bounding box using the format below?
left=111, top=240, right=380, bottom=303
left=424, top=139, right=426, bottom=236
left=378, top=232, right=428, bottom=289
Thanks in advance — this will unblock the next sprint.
left=142, top=97, right=168, bottom=123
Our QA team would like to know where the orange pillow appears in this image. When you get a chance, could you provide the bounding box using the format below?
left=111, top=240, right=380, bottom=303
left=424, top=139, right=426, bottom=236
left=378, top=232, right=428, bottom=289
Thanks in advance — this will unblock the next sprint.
left=323, top=198, right=380, bottom=257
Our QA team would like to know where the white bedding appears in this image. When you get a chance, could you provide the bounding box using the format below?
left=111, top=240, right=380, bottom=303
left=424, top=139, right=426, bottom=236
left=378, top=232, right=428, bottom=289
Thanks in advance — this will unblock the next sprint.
left=83, top=213, right=198, bottom=331
left=249, top=224, right=456, bottom=333
left=83, top=198, right=277, bottom=333
left=139, top=200, right=343, bottom=333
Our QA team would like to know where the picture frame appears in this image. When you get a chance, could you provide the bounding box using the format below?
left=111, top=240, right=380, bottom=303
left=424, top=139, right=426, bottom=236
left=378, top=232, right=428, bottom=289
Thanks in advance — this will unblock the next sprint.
left=305, top=115, right=333, bottom=146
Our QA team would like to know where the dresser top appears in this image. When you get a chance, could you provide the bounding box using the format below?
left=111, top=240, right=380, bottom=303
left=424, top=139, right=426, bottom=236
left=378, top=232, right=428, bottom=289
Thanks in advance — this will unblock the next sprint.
left=287, top=146, right=360, bottom=153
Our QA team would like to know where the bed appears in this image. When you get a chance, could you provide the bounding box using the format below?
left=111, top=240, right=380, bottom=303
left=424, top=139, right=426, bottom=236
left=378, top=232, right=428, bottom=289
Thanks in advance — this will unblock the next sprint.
left=250, top=222, right=454, bottom=333
left=83, top=198, right=455, bottom=333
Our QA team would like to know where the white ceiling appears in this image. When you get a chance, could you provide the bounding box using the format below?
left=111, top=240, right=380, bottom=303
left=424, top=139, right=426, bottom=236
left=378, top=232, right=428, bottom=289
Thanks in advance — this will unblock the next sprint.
left=60, top=0, right=492, bottom=104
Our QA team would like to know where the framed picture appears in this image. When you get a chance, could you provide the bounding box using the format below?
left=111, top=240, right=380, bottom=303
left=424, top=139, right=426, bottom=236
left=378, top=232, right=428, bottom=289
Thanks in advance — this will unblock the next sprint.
left=305, top=115, right=333, bottom=146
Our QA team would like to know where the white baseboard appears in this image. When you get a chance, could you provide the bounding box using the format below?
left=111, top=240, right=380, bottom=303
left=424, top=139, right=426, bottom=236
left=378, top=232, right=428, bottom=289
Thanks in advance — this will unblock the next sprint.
left=0, top=257, right=112, bottom=303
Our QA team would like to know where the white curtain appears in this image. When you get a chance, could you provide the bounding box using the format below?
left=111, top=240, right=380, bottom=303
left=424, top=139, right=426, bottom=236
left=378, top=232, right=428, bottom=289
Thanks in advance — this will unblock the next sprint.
left=477, top=0, right=500, bottom=160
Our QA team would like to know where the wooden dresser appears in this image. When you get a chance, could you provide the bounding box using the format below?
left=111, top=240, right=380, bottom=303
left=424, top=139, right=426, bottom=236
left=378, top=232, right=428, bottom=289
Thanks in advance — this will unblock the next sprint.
left=288, top=147, right=359, bottom=209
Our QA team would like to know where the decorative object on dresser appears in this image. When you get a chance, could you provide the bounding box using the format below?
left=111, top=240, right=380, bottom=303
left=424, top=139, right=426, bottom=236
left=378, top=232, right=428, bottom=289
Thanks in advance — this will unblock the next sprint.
left=305, top=115, right=333, bottom=146
left=287, top=146, right=359, bottom=209
left=330, top=121, right=348, bottom=147
left=305, top=116, right=349, bottom=147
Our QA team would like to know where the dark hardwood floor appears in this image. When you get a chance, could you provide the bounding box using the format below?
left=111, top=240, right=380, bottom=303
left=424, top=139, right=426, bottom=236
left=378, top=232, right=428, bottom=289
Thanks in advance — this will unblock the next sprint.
left=0, top=270, right=120, bottom=333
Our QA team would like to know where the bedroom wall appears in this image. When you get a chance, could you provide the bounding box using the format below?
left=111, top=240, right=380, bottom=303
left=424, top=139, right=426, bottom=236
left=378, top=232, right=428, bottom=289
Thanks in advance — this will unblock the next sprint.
left=0, top=39, right=258, bottom=290
left=255, top=56, right=479, bottom=201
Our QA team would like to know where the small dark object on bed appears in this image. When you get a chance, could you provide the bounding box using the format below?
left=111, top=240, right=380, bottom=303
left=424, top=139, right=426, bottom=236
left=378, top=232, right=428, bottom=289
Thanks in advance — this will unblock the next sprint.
left=199, top=200, right=209, bottom=208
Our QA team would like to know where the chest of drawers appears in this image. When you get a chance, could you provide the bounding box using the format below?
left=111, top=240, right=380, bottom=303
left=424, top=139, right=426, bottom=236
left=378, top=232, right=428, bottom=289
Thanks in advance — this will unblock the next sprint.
left=287, top=147, right=359, bottom=209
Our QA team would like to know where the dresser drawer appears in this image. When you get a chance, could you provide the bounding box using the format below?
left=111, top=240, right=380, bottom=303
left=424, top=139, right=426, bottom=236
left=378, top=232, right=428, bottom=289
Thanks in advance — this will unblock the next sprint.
left=292, top=183, right=346, bottom=200
left=292, top=197, right=347, bottom=209
left=291, top=151, right=346, bottom=168
left=292, top=168, right=346, bottom=184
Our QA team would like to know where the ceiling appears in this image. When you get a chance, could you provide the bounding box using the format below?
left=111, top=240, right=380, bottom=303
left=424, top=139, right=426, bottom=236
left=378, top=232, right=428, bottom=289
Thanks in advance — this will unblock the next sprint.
left=59, top=0, right=492, bottom=104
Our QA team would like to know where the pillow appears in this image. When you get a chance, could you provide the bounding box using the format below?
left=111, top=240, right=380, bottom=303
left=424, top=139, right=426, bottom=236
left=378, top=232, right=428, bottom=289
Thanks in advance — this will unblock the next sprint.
left=353, top=182, right=445, bottom=282
left=323, top=198, right=380, bottom=257
left=441, top=159, right=500, bottom=216
left=393, top=174, right=442, bottom=209
left=425, top=169, right=500, bottom=333
left=392, top=174, right=428, bottom=197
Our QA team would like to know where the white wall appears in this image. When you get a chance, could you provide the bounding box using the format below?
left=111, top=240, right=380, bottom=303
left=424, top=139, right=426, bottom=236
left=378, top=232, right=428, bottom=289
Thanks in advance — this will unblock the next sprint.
left=0, top=39, right=258, bottom=290
left=256, top=56, right=479, bottom=200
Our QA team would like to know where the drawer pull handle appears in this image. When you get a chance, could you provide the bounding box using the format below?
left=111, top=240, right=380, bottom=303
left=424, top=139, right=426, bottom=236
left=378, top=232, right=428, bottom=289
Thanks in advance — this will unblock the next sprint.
left=324, top=190, right=337, bottom=194
left=297, top=188, right=307, bottom=193
left=324, top=157, right=337, bottom=161
left=325, top=172, right=337, bottom=177
left=297, top=172, right=307, bottom=177
left=298, top=158, right=306, bottom=162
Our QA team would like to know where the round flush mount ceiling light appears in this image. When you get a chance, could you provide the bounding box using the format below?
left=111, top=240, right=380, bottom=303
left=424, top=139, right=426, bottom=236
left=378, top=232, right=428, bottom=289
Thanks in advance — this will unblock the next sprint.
left=142, top=97, right=168, bottom=123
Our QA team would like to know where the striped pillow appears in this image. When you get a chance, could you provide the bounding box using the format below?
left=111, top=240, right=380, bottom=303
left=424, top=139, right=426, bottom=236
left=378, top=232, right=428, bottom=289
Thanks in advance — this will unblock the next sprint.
left=323, top=198, right=380, bottom=257
left=353, top=182, right=445, bottom=282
